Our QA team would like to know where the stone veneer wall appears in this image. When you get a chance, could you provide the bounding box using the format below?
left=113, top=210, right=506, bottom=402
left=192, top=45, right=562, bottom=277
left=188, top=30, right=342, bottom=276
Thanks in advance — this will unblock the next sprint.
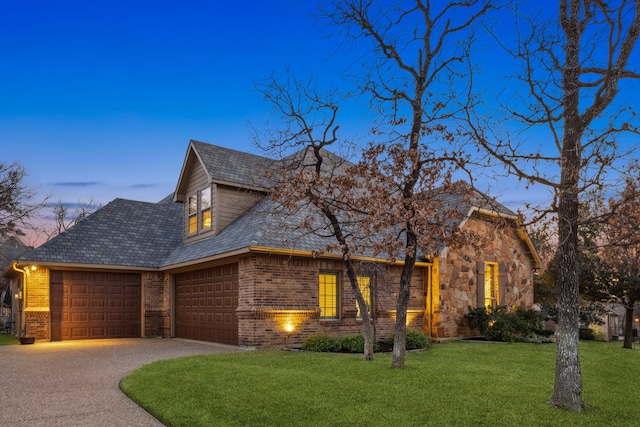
left=237, top=253, right=427, bottom=348
left=143, top=272, right=171, bottom=338
left=434, top=214, right=535, bottom=338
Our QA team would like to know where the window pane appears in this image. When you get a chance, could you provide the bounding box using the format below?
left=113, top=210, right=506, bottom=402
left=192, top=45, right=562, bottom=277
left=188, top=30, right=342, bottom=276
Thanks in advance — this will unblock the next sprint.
left=188, top=195, right=197, bottom=215
left=202, top=209, right=211, bottom=230
left=356, top=276, right=371, bottom=318
left=200, top=188, right=211, bottom=210
left=319, top=273, right=338, bottom=319
left=188, top=215, right=197, bottom=234
left=484, top=263, right=498, bottom=310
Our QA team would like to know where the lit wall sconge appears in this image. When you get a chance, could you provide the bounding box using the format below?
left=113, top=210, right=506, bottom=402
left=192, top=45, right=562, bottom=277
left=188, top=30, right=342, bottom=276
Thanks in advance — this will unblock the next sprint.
left=30, top=265, right=37, bottom=271
left=15, top=291, right=23, bottom=300
left=284, top=322, right=295, bottom=334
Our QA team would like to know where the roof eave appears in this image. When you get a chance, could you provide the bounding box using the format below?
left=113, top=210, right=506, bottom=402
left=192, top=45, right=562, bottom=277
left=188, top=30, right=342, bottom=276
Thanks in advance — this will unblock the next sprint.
left=460, top=206, right=542, bottom=270
left=7, top=261, right=160, bottom=273
left=173, top=140, right=213, bottom=202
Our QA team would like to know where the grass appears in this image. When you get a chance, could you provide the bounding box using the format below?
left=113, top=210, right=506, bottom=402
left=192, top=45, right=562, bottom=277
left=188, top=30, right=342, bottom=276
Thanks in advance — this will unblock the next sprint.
left=120, top=341, right=640, bottom=427
left=0, top=334, right=19, bottom=345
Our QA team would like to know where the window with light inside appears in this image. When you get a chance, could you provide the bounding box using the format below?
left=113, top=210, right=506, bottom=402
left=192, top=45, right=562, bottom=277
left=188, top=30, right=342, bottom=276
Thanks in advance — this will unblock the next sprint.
left=484, top=262, right=499, bottom=310
left=188, top=194, right=197, bottom=234
left=319, top=273, right=339, bottom=319
left=200, top=188, right=211, bottom=230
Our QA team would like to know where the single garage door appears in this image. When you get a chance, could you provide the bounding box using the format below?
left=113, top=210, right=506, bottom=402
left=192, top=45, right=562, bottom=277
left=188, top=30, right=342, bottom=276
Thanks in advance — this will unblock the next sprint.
left=50, top=271, right=141, bottom=340
left=175, top=264, right=238, bottom=345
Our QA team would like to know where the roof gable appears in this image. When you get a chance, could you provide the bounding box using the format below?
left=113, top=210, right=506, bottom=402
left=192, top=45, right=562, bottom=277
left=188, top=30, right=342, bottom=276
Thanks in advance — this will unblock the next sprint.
left=174, top=140, right=275, bottom=202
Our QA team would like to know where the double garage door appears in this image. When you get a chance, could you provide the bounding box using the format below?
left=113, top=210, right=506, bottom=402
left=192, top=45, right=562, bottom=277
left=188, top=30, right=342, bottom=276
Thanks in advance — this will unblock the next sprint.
left=48, top=265, right=239, bottom=345
left=50, top=271, right=141, bottom=340
left=175, top=264, right=239, bottom=346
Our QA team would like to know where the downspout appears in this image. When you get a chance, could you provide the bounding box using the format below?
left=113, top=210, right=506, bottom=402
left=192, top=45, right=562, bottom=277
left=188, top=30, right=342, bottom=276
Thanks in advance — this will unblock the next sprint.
left=12, top=262, right=27, bottom=337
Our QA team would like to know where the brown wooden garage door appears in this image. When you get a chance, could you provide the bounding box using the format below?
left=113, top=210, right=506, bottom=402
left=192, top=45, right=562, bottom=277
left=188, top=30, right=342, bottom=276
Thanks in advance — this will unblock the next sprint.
left=175, top=264, right=238, bottom=345
left=50, top=271, right=141, bottom=340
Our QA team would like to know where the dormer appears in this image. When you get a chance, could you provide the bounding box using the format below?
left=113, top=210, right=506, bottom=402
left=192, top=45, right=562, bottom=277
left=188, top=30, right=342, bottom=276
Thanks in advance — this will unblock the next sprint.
left=173, top=140, right=273, bottom=244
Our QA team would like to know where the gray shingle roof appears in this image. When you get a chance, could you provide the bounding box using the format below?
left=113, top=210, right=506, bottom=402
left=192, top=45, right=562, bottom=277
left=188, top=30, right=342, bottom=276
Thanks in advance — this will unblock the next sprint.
left=443, top=182, right=517, bottom=218
left=191, top=140, right=275, bottom=188
left=20, top=198, right=182, bottom=268
left=160, top=197, right=333, bottom=267
left=18, top=142, right=522, bottom=270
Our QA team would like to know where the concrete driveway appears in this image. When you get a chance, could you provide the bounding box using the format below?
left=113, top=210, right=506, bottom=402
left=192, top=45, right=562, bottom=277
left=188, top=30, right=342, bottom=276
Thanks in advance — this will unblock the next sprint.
left=0, top=338, right=245, bottom=426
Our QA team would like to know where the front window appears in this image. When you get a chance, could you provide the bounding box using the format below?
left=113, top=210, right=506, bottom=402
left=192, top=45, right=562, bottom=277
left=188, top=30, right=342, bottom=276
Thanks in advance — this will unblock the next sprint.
left=484, top=262, right=499, bottom=311
left=188, top=195, right=197, bottom=234
left=356, top=276, right=372, bottom=319
left=200, top=188, right=211, bottom=230
left=319, top=272, right=339, bottom=319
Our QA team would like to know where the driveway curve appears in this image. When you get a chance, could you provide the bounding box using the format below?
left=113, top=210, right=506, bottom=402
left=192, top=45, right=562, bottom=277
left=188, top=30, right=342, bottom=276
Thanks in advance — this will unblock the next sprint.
left=0, top=338, right=244, bottom=426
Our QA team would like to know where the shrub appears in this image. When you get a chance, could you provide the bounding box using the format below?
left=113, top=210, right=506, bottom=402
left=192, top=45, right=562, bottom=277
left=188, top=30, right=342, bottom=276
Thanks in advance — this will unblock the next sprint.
left=465, top=306, right=491, bottom=335
left=302, top=334, right=339, bottom=352
left=378, top=329, right=431, bottom=351
left=405, top=329, right=431, bottom=350
left=465, top=306, right=550, bottom=343
left=579, top=327, right=596, bottom=341
left=337, top=334, right=366, bottom=353
left=302, top=331, right=430, bottom=353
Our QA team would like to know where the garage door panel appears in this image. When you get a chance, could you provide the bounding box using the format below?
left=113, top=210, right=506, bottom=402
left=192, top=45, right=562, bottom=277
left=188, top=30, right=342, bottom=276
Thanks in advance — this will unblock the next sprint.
left=91, top=286, right=106, bottom=295
left=91, top=299, right=106, bottom=308
left=175, top=264, right=238, bottom=345
left=108, top=286, right=124, bottom=295
left=90, top=312, right=105, bottom=321
left=71, top=313, right=87, bottom=322
left=109, top=299, right=123, bottom=309
left=71, top=285, right=88, bottom=294
left=50, top=272, right=141, bottom=341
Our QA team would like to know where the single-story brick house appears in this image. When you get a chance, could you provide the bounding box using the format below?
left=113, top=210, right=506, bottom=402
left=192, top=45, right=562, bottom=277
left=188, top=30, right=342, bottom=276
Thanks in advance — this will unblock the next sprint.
left=4, top=140, right=541, bottom=347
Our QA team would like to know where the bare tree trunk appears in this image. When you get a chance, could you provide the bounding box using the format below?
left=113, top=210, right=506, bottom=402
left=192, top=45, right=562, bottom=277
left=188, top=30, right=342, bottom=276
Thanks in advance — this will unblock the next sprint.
left=623, top=305, right=634, bottom=350
left=551, top=187, right=585, bottom=411
left=392, top=233, right=417, bottom=368
left=344, top=260, right=375, bottom=360
left=549, top=3, right=587, bottom=409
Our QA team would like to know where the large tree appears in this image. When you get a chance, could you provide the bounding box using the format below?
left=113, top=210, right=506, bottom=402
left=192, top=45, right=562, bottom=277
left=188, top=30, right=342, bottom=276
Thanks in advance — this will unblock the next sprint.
left=467, top=0, right=640, bottom=411
left=0, top=161, right=47, bottom=238
left=597, top=169, right=640, bottom=349
left=257, top=1, right=492, bottom=367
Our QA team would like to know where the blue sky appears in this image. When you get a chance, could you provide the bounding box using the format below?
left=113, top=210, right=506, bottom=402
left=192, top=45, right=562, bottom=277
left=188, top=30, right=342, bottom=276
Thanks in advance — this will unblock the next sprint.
left=2, top=1, right=636, bottom=239
left=1, top=0, right=340, bottom=209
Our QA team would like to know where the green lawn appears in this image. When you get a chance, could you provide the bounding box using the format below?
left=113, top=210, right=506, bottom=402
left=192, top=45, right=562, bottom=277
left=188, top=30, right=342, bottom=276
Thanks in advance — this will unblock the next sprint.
left=120, top=341, right=640, bottom=427
left=0, top=334, right=19, bottom=345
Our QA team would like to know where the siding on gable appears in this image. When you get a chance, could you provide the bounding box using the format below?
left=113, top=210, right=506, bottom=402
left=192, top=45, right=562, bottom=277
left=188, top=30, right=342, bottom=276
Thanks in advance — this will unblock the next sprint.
left=217, top=185, right=264, bottom=233
left=183, top=160, right=211, bottom=244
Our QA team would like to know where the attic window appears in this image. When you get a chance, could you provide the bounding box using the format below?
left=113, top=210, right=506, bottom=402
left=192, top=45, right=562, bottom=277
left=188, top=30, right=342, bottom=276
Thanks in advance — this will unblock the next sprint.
left=200, top=188, right=211, bottom=230
left=188, top=195, right=197, bottom=234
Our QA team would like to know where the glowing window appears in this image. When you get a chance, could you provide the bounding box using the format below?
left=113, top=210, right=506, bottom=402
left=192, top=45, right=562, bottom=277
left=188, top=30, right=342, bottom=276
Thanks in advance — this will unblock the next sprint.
left=200, top=189, right=211, bottom=230
left=202, top=209, right=211, bottom=230
left=484, top=262, right=499, bottom=310
left=356, top=276, right=372, bottom=318
left=319, top=273, right=339, bottom=319
left=188, top=195, right=197, bottom=234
